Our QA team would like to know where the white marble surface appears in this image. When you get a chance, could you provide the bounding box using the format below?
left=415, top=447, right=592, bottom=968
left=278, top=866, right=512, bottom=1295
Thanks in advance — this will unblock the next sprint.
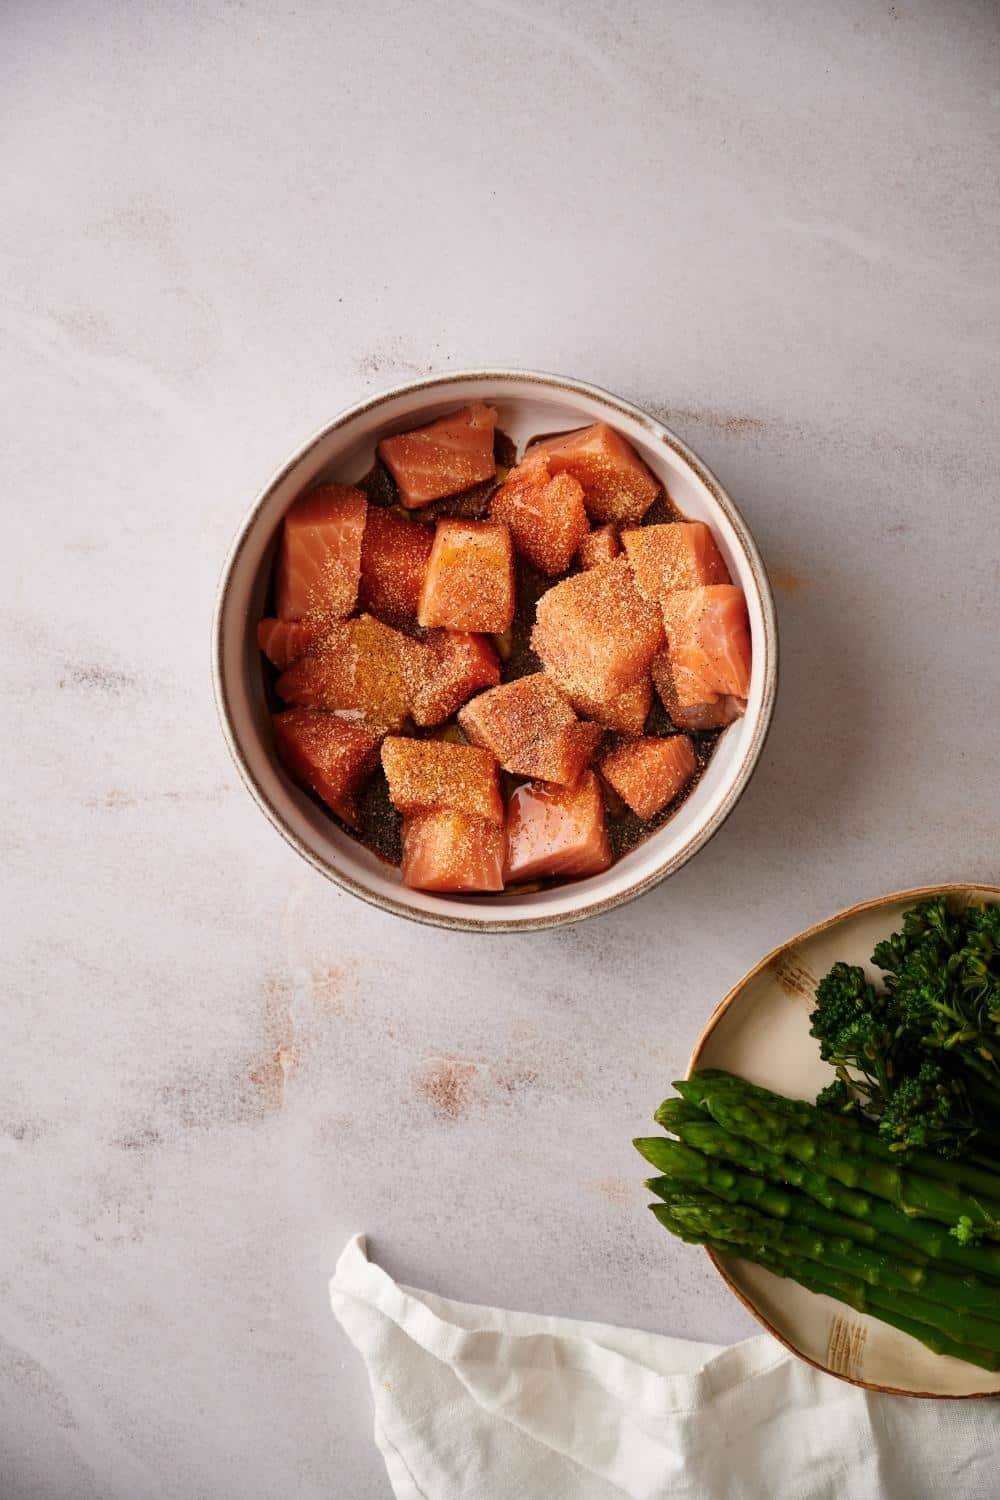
left=4, top=2, right=999, bottom=1495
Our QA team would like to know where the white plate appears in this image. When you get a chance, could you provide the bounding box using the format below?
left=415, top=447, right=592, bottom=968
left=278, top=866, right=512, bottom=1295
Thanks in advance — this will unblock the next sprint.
left=688, top=883, right=1000, bottom=1398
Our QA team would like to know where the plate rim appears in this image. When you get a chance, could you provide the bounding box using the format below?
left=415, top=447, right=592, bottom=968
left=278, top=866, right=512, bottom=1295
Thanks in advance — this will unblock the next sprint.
left=686, top=881, right=1000, bottom=1400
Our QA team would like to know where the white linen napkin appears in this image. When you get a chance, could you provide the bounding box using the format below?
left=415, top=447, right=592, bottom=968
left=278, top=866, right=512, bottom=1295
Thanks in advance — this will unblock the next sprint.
left=330, top=1235, right=997, bottom=1499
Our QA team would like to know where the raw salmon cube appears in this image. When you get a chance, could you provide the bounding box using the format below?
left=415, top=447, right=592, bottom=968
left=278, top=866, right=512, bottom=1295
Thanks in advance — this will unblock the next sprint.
left=531, top=558, right=664, bottom=702
left=274, top=614, right=421, bottom=733
left=490, top=458, right=589, bottom=576
left=418, top=520, right=516, bottom=633
left=358, top=508, right=434, bottom=624
left=378, top=403, right=497, bottom=509
left=524, top=423, right=659, bottom=524
left=621, top=522, right=729, bottom=603
left=274, top=485, right=367, bottom=622
left=257, top=617, right=327, bottom=670
left=271, top=709, right=380, bottom=828
left=409, top=631, right=501, bottom=726
left=458, top=673, right=601, bottom=786
left=599, top=735, right=697, bottom=820
left=674, top=697, right=746, bottom=731
left=569, top=676, right=652, bottom=736
left=401, top=811, right=505, bottom=892
left=661, top=585, right=751, bottom=705
left=504, top=772, right=611, bottom=883
left=381, top=736, right=503, bottom=824
left=577, top=525, right=620, bottom=569
left=651, top=651, right=746, bottom=730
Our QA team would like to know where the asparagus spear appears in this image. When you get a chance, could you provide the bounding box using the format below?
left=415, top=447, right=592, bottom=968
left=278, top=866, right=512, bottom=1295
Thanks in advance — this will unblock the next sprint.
left=686, top=1070, right=1000, bottom=1202
left=650, top=1195, right=1000, bottom=1351
left=648, top=1184, right=1000, bottom=1322
left=762, top=1252, right=1000, bottom=1372
left=686, top=1079, right=1000, bottom=1234
left=636, top=1135, right=923, bottom=1263
left=651, top=1204, right=1000, bottom=1373
left=655, top=1098, right=1000, bottom=1279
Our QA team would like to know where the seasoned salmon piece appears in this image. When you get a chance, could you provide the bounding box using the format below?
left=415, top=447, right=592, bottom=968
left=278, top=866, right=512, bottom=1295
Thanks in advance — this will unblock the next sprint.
left=568, top=676, right=652, bottom=736
left=418, top=520, right=516, bottom=634
left=671, top=697, right=745, bottom=731
left=661, top=585, right=751, bottom=705
left=378, top=403, right=497, bottom=509
left=381, top=736, right=503, bottom=824
left=274, top=484, right=367, bottom=622
left=458, top=673, right=601, bottom=787
left=358, top=508, right=434, bottom=624
left=651, top=651, right=746, bottom=730
left=256, top=617, right=328, bottom=670
left=524, top=423, right=659, bottom=524
left=409, top=631, right=501, bottom=726
left=490, top=457, right=589, bottom=576
left=401, top=811, right=505, bottom=892
left=599, top=734, right=697, bottom=820
left=532, top=557, right=663, bottom=702
left=274, top=614, right=422, bottom=733
left=504, top=772, right=611, bottom=884
left=271, top=709, right=380, bottom=828
left=621, top=522, right=729, bottom=603
left=577, top=524, right=620, bottom=569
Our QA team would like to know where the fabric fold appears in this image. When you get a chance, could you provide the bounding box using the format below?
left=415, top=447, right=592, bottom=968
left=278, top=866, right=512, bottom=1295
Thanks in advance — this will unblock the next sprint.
left=330, top=1235, right=999, bottom=1500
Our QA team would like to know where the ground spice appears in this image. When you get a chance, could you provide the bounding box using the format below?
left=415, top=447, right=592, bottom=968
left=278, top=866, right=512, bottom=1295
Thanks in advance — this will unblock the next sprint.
left=260, top=421, right=732, bottom=890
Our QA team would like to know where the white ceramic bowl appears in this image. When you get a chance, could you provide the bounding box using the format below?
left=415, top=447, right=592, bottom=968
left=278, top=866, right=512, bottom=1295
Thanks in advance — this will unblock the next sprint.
left=212, top=370, right=778, bottom=931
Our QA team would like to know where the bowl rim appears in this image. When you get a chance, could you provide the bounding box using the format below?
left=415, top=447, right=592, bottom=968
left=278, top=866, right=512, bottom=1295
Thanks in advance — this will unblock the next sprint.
left=212, top=367, right=779, bottom=931
left=687, top=881, right=1000, bottom=1399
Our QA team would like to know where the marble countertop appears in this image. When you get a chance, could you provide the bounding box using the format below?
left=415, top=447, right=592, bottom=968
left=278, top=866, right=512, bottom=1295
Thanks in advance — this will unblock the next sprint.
left=5, top=1, right=999, bottom=1495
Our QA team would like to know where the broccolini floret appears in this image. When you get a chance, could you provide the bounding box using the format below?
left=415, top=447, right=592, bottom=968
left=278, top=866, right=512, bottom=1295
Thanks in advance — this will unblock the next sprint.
left=810, top=897, right=1000, bottom=1160
left=877, top=1060, right=976, bottom=1157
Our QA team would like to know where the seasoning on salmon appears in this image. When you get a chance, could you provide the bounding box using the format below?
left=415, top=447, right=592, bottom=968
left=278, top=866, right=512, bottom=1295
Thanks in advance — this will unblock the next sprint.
left=577, top=524, right=620, bottom=569
left=661, top=585, right=751, bottom=705
left=418, top=519, right=516, bottom=634
left=381, top=736, right=503, bottom=824
left=459, top=673, right=601, bottom=787
left=568, top=676, right=652, bottom=736
left=256, top=617, right=328, bottom=670
left=274, top=484, right=367, bottom=622
left=651, top=651, right=746, bottom=730
left=271, top=709, right=380, bottom=828
left=358, top=508, right=434, bottom=624
left=532, top=557, right=664, bottom=702
left=599, top=735, right=697, bottom=820
left=274, top=614, right=423, bottom=733
left=401, top=811, right=505, bottom=892
left=504, top=772, right=611, bottom=884
left=490, top=457, right=589, bottom=576
left=378, top=403, right=497, bottom=509
left=621, top=521, right=729, bottom=603
left=409, top=631, right=501, bottom=727
left=258, top=407, right=740, bottom=894
left=524, top=423, right=660, bottom=524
